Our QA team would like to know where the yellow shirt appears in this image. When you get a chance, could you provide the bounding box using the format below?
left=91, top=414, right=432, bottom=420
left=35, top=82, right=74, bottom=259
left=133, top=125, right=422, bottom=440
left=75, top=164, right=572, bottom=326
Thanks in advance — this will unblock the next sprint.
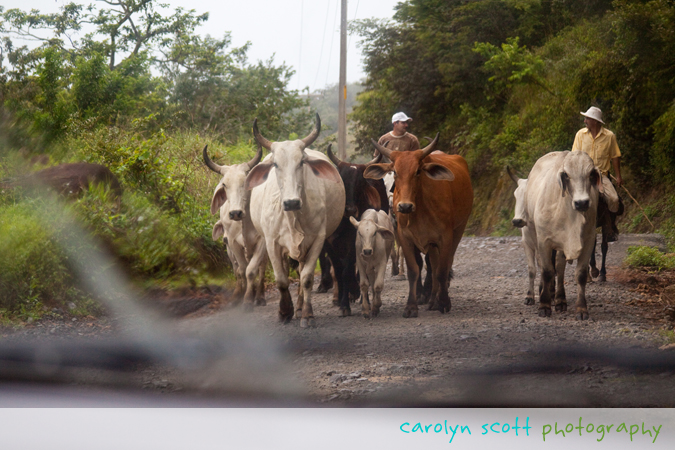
left=571, top=127, right=621, bottom=175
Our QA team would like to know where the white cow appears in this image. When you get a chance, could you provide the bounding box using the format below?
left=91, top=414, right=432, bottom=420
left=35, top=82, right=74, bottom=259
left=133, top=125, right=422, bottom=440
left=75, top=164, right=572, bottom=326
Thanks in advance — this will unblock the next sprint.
left=507, top=167, right=562, bottom=306
left=523, top=151, right=604, bottom=320
left=350, top=209, right=395, bottom=318
left=204, top=145, right=268, bottom=307
left=245, top=115, right=345, bottom=328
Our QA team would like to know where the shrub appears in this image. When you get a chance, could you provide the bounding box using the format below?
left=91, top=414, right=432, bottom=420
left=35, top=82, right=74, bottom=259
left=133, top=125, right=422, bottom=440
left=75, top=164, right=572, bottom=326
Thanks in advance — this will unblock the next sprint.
left=625, top=246, right=675, bottom=271
left=0, top=200, right=96, bottom=319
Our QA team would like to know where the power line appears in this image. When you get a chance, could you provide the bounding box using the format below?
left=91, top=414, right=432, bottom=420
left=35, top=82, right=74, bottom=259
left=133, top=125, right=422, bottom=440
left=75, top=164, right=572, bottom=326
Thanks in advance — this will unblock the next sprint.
left=298, top=0, right=304, bottom=91
left=325, top=0, right=340, bottom=88
left=313, top=0, right=333, bottom=91
left=347, top=0, right=360, bottom=49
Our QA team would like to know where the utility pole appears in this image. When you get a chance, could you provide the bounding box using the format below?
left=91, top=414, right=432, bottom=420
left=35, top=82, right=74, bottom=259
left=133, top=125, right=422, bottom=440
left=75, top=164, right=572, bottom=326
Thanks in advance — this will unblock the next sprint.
left=338, top=0, right=347, bottom=160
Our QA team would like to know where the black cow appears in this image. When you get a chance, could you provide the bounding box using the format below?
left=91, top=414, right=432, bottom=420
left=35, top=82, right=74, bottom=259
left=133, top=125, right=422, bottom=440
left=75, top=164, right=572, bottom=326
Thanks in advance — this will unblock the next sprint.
left=323, top=145, right=389, bottom=317
left=590, top=196, right=624, bottom=282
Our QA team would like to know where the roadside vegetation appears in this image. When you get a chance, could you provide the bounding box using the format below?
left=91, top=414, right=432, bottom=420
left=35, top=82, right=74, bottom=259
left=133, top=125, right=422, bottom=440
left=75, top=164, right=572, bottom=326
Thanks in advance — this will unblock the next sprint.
left=0, top=0, right=312, bottom=321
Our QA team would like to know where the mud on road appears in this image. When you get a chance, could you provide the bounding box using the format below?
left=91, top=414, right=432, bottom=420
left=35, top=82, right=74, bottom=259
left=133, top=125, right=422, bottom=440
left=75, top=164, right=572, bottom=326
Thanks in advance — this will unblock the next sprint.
left=188, top=233, right=675, bottom=407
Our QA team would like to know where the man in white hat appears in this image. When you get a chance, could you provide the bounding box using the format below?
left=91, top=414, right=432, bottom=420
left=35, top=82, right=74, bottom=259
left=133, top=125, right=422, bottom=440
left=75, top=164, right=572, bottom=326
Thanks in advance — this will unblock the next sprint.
left=572, top=106, right=622, bottom=211
left=376, top=112, right=420, bottom=154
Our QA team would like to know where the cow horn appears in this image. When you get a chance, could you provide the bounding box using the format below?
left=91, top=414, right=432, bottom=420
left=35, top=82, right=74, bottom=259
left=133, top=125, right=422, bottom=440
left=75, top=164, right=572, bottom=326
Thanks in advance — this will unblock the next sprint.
left=252, top=118, right=273, bottom=150
left=364, top=151, right=382, bottom=167
left=203, top=145, right=224, bottom=174
left=420, top=133, right=440, bottom=159
left=506, top=166, right=520, bottom=184
left=326, top=144, right=341, bottom=166
left=371, top=139, right=392, bottom=160
left=300, top=113, right=322, bottom=148
left=246, top=142, right=263, bottom=171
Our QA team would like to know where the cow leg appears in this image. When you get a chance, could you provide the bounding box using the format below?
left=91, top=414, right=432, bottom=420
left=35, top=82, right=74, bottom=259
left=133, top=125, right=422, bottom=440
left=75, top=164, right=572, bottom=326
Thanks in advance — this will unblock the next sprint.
left=299, top=238, right=326, bottom=328
left=414, top=251, right=426, bottom=304
left=254, top=253, right=268, bottom=306
left=537, top=243, right=554, bottom=317
left=243, top=241, right=266, bottom=310
left=575, top=245, right=594, bottom=320
left=267, top=243, right=294, bottom=323
left=228, top=241, right=247, bottom=303
left=426, top=247, right=441, bottom=311
left=359, top=266, right=371, bottom=319
left=317, top=246, right=334, bottom=293
left=390, top=242, right=400, bottom=276
left=372, top=264, right=386, bottom=317
left=598, top=236, right=609, bottom=282
left=522, top=228, right=537, bottom=305
left=422, top=253, right=433, bottom=305
left=399, top=237, right=420, bottom=318
left=590, top=237, right=600, bottom=278
left=554, top=251, right=567, bottom=312
left=326, top=245, right=350, bottom=316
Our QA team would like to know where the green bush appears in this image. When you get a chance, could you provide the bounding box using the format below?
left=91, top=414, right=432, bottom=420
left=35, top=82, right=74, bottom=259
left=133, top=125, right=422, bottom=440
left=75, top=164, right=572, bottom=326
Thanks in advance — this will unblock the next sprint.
left=625, top=246, right=675, bottom=271
left=0, top=200, right=96, bottom=319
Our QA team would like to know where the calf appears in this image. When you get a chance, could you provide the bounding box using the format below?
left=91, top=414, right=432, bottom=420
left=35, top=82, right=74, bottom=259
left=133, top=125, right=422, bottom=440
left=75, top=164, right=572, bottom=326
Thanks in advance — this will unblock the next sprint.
left=350, top=209, right=395, bottom=318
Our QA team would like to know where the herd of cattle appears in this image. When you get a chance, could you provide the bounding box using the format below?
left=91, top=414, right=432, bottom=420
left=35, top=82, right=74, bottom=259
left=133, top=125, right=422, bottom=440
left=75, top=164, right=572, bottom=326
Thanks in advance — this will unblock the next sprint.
left=204, top=114, right=609, bottom=327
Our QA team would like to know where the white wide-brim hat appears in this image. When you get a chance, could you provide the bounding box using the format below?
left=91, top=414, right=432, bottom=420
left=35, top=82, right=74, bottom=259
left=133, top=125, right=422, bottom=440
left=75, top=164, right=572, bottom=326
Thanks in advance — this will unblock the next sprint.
left=580, top=106, right=604, bottom=124
left=392, top=112, right=412, bottom=123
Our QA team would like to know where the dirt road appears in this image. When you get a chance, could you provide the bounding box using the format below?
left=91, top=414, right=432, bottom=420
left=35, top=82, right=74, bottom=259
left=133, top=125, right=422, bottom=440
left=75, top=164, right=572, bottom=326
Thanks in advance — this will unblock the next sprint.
left=2, top=234, right=673, bottom=407
left=187, top=233, right=674, bottom=407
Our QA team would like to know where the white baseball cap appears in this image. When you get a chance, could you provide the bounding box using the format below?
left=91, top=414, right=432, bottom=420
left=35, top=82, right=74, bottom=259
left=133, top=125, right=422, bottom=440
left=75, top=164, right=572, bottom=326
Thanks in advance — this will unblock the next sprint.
left=580, top=106, right=604, bottom=124
left=392, top=112, right=412, bottom=123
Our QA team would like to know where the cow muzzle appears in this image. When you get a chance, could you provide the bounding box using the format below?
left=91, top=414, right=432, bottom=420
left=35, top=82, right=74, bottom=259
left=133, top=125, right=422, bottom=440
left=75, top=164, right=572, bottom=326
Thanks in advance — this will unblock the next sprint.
left=229, top=210, right=245, bottom=221
left=362, top=248, right=373, bottom=257
left=283, top=199, right=302, bottom=211
left=574, top=199, right=590, bottom=212
left=397, top=203, right=415, bottom=214
left=345, top=204, right=358, bottom=217
left=512, top=218, right=526, bottom=228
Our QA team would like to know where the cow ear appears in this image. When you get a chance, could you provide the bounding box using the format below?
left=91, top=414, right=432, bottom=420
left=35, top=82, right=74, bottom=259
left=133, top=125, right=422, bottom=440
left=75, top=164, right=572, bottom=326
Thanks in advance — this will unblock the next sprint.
left=210, top=185, right=227, bottom=215
left=365, top=184, right=381, bottom=210
left=422, top=163, right=455, bottom=181
left=212, top=221, right=225, bottom=241
left=306, top=158, right=343, bottom=184
left=363, top=163, right=392, bottom=180
left=349, top=216, right=360, bottom=228
left=558, top=170, right=568, bottom=197
left=376, top=226, right=395, bottom=241
left=245, top=162, right=273, bottom=190
left=592, top=168, right=604, bottom=193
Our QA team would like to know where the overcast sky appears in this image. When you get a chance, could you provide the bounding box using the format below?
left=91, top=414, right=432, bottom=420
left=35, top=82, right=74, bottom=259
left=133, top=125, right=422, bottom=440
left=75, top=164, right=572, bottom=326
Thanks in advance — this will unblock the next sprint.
left=2, top=0, right=403, bottom=92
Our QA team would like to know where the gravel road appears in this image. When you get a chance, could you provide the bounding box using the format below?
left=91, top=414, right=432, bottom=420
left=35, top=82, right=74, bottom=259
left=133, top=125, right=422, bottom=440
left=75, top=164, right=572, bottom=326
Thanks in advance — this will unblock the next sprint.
left=2, top=233, right=674, bottom=407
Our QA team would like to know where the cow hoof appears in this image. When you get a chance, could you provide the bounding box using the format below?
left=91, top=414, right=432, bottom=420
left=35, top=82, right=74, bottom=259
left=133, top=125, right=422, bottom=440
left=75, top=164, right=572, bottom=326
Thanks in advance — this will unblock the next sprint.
left=278, top=311, right=294, bottom=323
left=427, top=301, right=438, bottom=311
left=317, top=286, right=328, bottom=294
left=576, top=312, right=589, bottom=320
left=300, top=318, right=317, bottom=328
left=255, top=298, right=267, bottom=306
left=332, top=299, right=339, bottom=307
left=525, top=297, right=535, bottom=306
left=371, top=308, right=380, bottom=317
left=438, top=303, right=450, bottom=314
left=590, top=267, right=600, bottom=278
left=341, top=307, right=351, bottom=317
left=392, top=268, right=399, bottom=276
left=538, top=308, right=552, bottom=317
left=555, top=303, right=567, bottom=312
left=243, top=303, right=254, bottom=313
left=402, top=309, right=418, bottom=318
left=363, top=313, right=371, bottom=319
left=598, top=274, right=606, bottom=283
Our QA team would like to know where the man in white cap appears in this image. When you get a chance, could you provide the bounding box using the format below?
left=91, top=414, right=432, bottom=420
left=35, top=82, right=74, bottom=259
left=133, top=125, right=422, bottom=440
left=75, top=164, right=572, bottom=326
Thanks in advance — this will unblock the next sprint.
left=377, top=112, right=420, bottom=155
left=572, top=106, right=622, bottom=211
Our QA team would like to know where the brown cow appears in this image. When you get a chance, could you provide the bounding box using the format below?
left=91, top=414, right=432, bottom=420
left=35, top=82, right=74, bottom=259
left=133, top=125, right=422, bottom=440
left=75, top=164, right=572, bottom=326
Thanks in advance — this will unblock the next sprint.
left=1, top=162, right=122, bottom=201
left=364, top=134, right=473, bottom=317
